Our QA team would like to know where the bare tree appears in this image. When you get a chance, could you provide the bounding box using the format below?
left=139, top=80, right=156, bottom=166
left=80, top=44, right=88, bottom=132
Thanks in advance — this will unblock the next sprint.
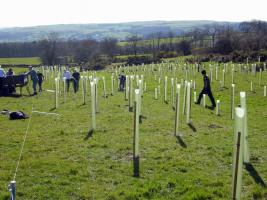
left=168, top=31, right=174, bottom=51
left=127, top=35, right=142, bottom=57
left=40, top=32, right=59, bottom=65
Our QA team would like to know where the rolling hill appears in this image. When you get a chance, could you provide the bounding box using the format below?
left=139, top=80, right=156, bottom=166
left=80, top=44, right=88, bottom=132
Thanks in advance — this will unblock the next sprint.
left=0, top=20, right=239, bottom=42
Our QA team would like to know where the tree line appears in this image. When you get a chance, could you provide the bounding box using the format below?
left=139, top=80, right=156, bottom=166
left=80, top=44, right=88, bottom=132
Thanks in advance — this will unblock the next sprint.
left=0, top=20, right=266, bottom=66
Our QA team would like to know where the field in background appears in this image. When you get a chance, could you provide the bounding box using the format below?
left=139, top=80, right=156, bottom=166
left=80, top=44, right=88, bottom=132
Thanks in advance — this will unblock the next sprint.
left=0, top=60, right=266, bottom=199
left=0, top=57, right=41, bottom=66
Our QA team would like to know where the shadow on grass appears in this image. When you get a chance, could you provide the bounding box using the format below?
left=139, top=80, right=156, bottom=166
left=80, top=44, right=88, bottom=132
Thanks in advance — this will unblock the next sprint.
left=49, top=107, right=56, bottom=111
left=133, top=156, right=139, bottom=178
left=176, top=136, right=187, bottom=148
left=84, top=129, right=94, bottom=140
left=245, top=163, right=266, bottom=188
left=188, top=123, right=197, bottom=132
left=0, top=93, right=23, bottom=98
left=206, top=106, right=215, bottom=110
left=139, top=115, right=147, bottom=124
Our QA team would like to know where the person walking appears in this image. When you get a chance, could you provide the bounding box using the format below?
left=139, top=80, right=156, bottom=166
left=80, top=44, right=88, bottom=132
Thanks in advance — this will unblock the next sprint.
left=37, top=70, right=44, bottom=92
left=63, top=69, right=71, bottom=92
left=195, top=70, right=216, bottom=109
left=27, top=66, right=39, bottom=95
left=72, top=69, right=80, bottom=93
left=119, top=74, right=126, bottom=91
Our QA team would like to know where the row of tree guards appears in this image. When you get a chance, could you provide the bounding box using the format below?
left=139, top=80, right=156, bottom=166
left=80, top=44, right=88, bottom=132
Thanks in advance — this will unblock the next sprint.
left=9, top=60, right=266, bottom=199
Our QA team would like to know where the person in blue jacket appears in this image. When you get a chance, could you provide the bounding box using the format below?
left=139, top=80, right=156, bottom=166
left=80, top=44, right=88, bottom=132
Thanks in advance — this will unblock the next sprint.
left=27, top=66, right=39, bottom=95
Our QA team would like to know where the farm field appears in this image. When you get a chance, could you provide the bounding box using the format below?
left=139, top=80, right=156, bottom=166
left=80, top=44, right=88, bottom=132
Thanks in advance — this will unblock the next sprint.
left=0, top=57, right=41, bottom=66
left=0, top=59, right=267, bottom=199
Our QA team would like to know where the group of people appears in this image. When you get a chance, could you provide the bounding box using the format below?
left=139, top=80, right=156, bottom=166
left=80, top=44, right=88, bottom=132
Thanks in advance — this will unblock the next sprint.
left=62, top=69, right=80, bottom=93
left=27, top=67, right=44, bottom=95
left=1, top=65, right=217, bottom=108
left=28, top=67, right=81, bottom=95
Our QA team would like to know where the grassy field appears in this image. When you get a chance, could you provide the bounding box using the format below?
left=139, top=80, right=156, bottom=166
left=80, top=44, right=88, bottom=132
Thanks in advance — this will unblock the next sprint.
left=0, top=57, right=41, bottom=66
left=0, top=60, right=266, bottom=199
left=118, top=37, right=190, bottom=47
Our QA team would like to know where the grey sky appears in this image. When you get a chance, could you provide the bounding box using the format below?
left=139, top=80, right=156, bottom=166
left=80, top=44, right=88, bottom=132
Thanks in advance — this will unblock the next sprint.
left=0, top=0, right=266, bottom=28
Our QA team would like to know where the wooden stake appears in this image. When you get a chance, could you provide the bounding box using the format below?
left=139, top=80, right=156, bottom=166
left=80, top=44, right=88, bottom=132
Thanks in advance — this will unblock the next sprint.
left=240, top=92, right=249, bottom=163
left=174, top=84, right=181, bottom=136
left=232, top=108, right=245, bottom=200
left=133, top=89, right=140, bottom=177
left=129, top=76, right=133, bottom=111
left=164, top=76, right=168, bottom=103
left=90, top=81, right=96, bottom=130
left=231, top=84, right=235, bottom=120
left=216, top=100, right=220, bottom=116
left=103, top=77, right=107, bottom=98
left=54, top=77, right=59, bottom=109
left=186, top=82, right=191, bottom=124
left=155, top=88, right=158, bottom=100
left=203, top=94, right=206, bottom=108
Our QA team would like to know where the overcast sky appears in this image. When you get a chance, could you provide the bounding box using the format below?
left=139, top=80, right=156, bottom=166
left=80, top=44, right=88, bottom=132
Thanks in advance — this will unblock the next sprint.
left=0, top=0, right=266, bottom=28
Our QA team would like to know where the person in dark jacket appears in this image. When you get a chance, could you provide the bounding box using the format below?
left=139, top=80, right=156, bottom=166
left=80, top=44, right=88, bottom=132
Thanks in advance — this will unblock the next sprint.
left=119, top=74, right=126, bottom=91
left=72, top=69, right=80, bottom=93
left=196, top=70, right=216, bottom=108
left=37, top=70, right=44, bottom=92
left=6, top=68, right=14, bottom=76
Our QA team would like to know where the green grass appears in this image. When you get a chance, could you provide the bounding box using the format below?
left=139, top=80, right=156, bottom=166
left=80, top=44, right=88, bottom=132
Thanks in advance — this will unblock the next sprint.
left=0, top=60, right=266, bottom=199
left=0, top=57, right=41, bottom=65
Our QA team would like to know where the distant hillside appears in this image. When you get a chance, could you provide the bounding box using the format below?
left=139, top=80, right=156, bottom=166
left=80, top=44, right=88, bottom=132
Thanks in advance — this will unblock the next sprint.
left=0, top=20, right=239, bottom=43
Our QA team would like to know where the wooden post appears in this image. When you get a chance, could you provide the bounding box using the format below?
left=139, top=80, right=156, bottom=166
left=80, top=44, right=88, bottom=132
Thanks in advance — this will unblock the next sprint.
left=174, top=84, right=181, bottom=136
left=155, top=88, right=158, bottom=100
left=216, top=100, right=220, bottom=116
left=111, top=74, right=114, bottom=95
left=94, top=78, right=98, bottom=113
left=133, top=89, right=140, bottom=177
left=203, top=94, right=206, bottom=108
left=63, top=77, right=67, bottom=103
left=186, top=82, right=191, bottom=124
left=90, top=81, right=96, bottom=130
left=210, top=67, right=213, bottom=83
left=54, top=77, right=59, bottom=109
left=164, top=76, right=168, bottom=103
left=264, top=86, right=267, bottom=97
left=171, top=78, right=174, bottom=108
left=222, top=69, right=225, bottom=88
left=259, top=68, right=262, bottom=86
left=232, top=68, right=235, bottom=84
left=125, top=75, right=129, bottom=100
left=129, top=76, right=133, bottom=111
left=138, top=80, right=142, bottom=116
left=215, top=65, right=218, bottom=80
left=240, top=92, right=249, bottom=163
left=232, top=107, right=245, bottom=200
left=82, top=76, right=86, bottom=105
left=231, top=84, right=235, bottom=120
left=138, top=79, right=143, bottom=97
left=182, top=81, right=187, bottom=115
